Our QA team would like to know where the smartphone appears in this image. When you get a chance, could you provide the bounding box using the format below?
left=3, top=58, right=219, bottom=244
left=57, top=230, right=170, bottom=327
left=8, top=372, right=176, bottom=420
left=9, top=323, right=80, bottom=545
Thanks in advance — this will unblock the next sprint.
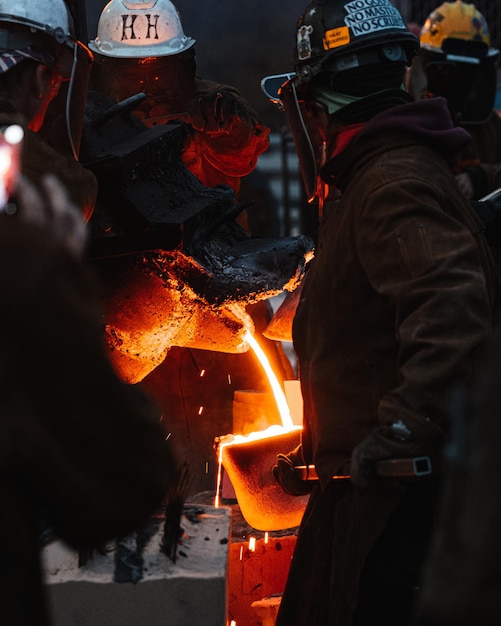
left=0, top=124, right=23, bottom=211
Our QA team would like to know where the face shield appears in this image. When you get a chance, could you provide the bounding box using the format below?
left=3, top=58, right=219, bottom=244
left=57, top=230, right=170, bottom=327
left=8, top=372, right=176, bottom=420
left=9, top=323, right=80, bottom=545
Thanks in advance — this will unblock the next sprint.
left=416, top=38, right=499, bottom=125
left=39, top=39, right=93, bottom=158
left=427, top=60, right=496, bottom=124
left=0, top=5, right=93, bottom=160
left=261, top=72, right=323, bottom=204
left=90, top=50, right=196, bottom=127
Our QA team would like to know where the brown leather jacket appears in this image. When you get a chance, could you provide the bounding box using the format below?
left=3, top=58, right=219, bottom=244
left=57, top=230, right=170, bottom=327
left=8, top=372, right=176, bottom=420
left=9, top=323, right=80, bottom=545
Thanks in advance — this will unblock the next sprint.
left=295, top=100, right=496, bottom=486
left=282, top=97, right=497, bottom=626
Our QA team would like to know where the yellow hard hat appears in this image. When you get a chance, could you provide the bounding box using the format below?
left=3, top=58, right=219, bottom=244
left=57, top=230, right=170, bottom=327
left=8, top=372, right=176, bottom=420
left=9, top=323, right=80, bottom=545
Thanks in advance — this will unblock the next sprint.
left=420, top=0, right=490, bottom=52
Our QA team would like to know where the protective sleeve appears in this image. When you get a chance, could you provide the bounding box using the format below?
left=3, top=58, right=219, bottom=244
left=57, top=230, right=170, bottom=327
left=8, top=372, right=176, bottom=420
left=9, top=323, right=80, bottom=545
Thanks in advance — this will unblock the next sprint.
left=358, top=174, right=494, bottom=435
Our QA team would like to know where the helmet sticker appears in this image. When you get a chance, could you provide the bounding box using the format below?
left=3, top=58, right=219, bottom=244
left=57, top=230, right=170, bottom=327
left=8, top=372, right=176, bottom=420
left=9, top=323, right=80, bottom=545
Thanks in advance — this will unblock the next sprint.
left=471, top=16, right=486, bottom=40
left=323, top=27, right=350, bottom=51
left=121, top=14, right=160, bottom=42
left=343, top=0, right=407, bottom=37
left=297, top=25, right=314, bottom=60
left=89, top=0, right=196, bottom=58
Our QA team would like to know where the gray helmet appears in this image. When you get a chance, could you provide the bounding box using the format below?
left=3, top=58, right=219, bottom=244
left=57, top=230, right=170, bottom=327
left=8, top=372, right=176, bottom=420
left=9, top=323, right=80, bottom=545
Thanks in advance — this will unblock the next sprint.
left=0, top=0, right=93, bottom=158
left=89, top=0, right=195, bottom=59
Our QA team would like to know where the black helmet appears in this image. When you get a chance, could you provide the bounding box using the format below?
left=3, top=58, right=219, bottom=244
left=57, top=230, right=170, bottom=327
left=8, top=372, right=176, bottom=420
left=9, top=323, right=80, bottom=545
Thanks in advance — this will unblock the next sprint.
left=294, top=0, right=419, bottom=85
left=261, top=0, right=419, bottom=205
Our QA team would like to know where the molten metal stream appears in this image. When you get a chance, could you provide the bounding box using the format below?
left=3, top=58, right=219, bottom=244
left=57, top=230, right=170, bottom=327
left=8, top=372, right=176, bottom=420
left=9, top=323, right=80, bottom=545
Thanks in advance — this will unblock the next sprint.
left=215, top=329, right=295, bottom=508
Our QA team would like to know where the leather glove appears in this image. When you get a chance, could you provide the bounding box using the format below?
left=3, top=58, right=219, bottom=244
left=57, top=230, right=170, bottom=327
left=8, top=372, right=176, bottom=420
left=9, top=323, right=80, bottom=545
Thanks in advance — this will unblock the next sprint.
left=272, top=444, right=314, bottom=497
left=187, top=90, right=252, bottom=136
left=351, top=410, right=446, bottom=493
left=188, top=91, right=256, bottom=152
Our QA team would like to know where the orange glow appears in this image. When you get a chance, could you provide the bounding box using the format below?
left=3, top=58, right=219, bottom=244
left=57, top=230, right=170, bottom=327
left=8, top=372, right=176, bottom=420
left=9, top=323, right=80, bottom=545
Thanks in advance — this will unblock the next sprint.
left=215, top=425, right=306, bottom=530
left=215, top=328, right=298, bottom=508
left=245, top=331, right=293, bottom=430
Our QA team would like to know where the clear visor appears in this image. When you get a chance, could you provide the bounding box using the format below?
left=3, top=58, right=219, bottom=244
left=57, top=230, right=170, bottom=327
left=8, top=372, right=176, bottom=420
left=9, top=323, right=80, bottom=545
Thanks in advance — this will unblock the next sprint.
left=262, top=73, right=321, bottom=203
left=91, top=52, right=196, bottom=126
left=39, top=41, right=93, bottom=159
left=427, top=57, right=497, bottom=124
left=260, top=73, right=296, bottom=106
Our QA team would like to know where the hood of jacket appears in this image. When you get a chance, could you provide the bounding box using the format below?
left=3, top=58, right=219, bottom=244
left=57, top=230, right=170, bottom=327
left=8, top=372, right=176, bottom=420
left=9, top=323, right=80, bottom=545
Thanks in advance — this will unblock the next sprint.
left=321, top=96, right=472, bottom=189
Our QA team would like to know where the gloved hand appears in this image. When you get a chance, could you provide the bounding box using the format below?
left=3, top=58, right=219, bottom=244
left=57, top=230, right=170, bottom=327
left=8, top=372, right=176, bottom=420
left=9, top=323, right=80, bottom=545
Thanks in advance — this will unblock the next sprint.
left=272, top=444, right=314, bottom=497
left=187, top=90, right=253, bottom=138
left=350, top=412, right=446, bottom=492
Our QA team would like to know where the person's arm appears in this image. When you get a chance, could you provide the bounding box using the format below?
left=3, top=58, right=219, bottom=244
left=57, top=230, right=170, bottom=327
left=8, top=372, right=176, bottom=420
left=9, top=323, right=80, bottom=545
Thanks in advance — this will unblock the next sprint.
left=351, top=175, right=492, bottom=489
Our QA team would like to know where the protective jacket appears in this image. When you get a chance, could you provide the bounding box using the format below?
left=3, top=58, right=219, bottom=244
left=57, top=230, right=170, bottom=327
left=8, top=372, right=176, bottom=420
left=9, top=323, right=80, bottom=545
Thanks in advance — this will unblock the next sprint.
left=297, top=96, right=496, bottom=484
left=278, top=96, right=497, bottom=626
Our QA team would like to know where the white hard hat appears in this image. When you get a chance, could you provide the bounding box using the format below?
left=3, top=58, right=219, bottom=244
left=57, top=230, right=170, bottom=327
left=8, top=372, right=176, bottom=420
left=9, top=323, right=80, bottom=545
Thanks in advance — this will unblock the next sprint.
left=0, top=0, right=93, bottom=160
left=89, top=0, right=196, bottom=58
left=0, top=0, right=74, bottom=47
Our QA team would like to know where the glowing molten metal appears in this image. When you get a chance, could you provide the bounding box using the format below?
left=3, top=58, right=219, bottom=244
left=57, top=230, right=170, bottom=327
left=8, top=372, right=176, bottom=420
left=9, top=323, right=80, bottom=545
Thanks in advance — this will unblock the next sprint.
left=215, top=330, right=309, bottom=531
